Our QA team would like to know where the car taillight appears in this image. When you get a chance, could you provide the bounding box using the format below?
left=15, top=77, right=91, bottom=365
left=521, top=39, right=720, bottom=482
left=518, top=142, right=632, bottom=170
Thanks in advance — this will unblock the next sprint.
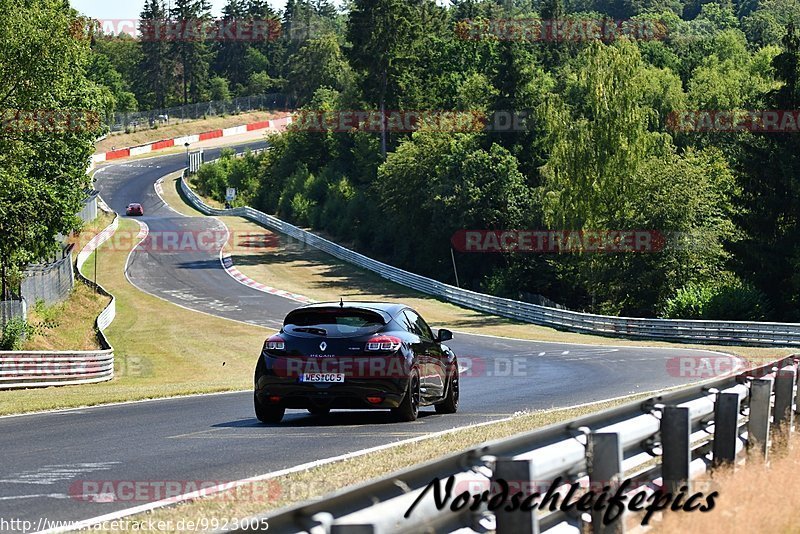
left=366, top=335, right=402, bottom=352
left=265, top=335, right=285, bottom=351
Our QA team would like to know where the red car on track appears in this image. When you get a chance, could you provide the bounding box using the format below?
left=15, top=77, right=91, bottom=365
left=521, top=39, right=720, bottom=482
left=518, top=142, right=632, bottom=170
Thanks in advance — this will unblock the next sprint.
left=126, top=203, right=144, bottom=216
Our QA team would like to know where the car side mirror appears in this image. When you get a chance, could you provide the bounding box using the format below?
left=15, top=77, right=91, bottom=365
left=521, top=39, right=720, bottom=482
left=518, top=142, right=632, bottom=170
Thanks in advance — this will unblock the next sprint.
left=437, top=329, right=453, bottom=342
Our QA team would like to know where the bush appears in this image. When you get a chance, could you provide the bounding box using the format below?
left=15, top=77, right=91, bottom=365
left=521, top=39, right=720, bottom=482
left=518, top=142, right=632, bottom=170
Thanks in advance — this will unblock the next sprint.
left=0, top=318, right=34, bottom=350
left=705, top=282, right=772, bottom=321
left=662, top=282, right=714, bottom=319
left=662, top=278, right=772, bottom=321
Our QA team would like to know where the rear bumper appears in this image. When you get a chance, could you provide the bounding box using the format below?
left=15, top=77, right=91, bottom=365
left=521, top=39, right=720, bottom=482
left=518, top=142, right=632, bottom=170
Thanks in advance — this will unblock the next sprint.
left=255, top=354, right=411, bottom=409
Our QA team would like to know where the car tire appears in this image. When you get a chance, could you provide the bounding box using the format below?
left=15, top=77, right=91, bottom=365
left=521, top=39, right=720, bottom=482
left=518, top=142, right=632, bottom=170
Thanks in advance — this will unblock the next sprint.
left=308, top=407, right=331, bottom=416
left=392, top=369, right=420, bottom=422
left=435, top=360, right=459, bottom=414
left=254, top=393, right=285, bottom=424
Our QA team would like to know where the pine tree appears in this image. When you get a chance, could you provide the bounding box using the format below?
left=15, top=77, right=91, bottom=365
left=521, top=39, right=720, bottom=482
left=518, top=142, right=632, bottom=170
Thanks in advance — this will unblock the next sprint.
left=138, top=0, right=173, bottom=108
left=170, top=0, right=212, bottom=104
left=347, top=0, right=425, bottom=157
left=213, top=0, right=249, bottom=87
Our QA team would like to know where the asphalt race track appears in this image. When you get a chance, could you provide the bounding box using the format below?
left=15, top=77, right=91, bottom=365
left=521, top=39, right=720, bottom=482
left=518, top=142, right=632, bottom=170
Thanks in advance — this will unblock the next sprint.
left=2, top=143, right=739, bottom=529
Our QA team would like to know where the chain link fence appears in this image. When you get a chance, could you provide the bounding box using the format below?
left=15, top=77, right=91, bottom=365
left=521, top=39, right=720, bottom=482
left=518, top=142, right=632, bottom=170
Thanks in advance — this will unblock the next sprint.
left=0, top=299, right=26, bottom=329
left=107, top=93, right=294, bottom=134
left=20, top=245, right=75, bottom=307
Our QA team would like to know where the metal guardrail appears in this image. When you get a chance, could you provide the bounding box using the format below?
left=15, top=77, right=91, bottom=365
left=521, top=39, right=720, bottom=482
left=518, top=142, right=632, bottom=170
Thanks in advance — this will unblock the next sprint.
left=0, top=210, right=118, bottom=390
left=180, top=173, right=800, bottom=347
left=227, top=355, right=797, bottom=534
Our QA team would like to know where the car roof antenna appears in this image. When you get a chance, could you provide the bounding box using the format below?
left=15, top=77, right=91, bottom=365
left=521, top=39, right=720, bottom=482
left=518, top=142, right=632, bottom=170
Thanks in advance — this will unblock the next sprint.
left=339, top=298, right=344, bottom=308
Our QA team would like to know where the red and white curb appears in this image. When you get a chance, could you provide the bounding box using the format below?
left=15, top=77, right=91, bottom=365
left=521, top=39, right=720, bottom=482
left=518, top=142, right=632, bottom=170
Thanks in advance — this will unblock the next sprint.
left=221, top=253, right=315, bottom=304
left=93, top=115, right=293, bottom=164
left=76, top=214, right=120, bottom=271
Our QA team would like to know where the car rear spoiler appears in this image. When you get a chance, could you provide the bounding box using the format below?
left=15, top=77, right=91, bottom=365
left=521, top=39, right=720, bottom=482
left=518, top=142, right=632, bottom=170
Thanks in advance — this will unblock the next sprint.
left=283, top=306, right=391, bottom=326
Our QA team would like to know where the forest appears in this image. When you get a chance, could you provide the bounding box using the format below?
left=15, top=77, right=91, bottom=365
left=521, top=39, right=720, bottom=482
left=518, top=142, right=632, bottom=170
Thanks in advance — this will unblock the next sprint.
left=87, top=0, right=800, bottom=321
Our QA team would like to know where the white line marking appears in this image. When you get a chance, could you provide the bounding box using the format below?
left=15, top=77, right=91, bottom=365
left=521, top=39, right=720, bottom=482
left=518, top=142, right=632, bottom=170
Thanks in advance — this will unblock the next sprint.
left=451, top=329, right=741, bottom=356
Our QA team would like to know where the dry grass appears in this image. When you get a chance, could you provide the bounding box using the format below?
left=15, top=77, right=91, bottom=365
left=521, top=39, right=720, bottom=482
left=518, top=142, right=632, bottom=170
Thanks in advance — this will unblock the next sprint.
left=653, top=436, right=800, bottom=533
left=22, top=283, right=109, bottom=351
left=96, top=111, right=284, bottom=153
left=0, top=218, right=268, bottom=416
left=19, top=211, right=117, bottom=351
left=163, top=175, right=792, bottom=365
left=110, top=394, right=647, bottom=530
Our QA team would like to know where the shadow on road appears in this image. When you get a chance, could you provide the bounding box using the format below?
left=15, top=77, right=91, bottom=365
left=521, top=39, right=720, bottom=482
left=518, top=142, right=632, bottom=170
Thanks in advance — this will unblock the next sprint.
left=212, top=410, right=440, bottom=429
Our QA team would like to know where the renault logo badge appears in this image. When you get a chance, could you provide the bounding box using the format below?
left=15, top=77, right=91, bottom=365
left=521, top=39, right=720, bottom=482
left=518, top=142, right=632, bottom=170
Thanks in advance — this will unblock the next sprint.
left=320, top=342, right=327, bottom=352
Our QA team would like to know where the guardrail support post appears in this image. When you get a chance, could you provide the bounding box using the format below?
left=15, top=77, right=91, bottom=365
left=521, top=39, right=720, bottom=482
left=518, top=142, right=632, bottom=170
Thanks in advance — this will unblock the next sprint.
left=748, top=378, right=773, bottom=458
left=795, top=363, right=800, bottom=415
left=712, top=392, right=740, bottom=466
left=493, top=459, right=539, bottom=534
left=587, top=433, right=624, bottom=534
left=662, top=406, right=691, bottom=492
left=773, top=367, right=796, bottom=436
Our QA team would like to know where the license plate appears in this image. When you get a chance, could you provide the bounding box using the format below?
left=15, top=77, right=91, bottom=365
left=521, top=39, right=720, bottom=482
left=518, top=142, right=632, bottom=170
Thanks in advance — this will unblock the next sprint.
left=301, top=373, right=345, bottom=383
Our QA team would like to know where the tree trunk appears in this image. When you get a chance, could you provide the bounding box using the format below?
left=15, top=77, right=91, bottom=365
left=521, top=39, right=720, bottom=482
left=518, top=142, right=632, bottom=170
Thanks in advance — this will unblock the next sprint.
left=380, top=69, right=388, bottom=159
left=1, top=258, right=7, bottom=302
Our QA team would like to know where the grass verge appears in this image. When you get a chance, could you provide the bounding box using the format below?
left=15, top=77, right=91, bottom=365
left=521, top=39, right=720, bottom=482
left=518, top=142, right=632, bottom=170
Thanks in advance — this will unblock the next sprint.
left=96, top=111, right=284, bottom=153
left=653, top=434, right=800, bottom=533
left=0, top=217, right=267, bottom=416
left=163, top=175, right=792, bottom=365
left=19, top=211, right=117, bottom=351
left=22, top=283, right=109, bottom=351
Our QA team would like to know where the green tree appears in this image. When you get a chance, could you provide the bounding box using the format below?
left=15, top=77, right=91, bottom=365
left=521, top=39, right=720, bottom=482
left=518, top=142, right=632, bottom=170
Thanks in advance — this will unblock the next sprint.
left=86, top=52, right=139, bottom=119
left=376, top=132, right=531, bottom=281
left=0, top=0, right=105, bottom=299
left=209, top=76, right=232, bottom=101
left=733, top=22, right=800, bottom=319
left=138, top=0, right=174, bottom=108
left=540, top=41, right=670, bottom=229
left=213, top=0, right=251, bottom=88
left=286, top=34, right=354, bottom=105
left=346, top=0, right=428, bottom=157
left=170, top=0, right=213, bottom=104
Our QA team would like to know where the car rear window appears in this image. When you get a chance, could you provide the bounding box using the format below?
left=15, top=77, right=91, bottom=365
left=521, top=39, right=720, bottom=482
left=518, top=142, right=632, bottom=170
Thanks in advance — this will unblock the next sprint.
left=284, top=308, right=386, bottom=337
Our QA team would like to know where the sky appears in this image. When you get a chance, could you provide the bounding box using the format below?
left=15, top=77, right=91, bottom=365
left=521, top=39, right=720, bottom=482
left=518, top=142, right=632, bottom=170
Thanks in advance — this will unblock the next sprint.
left=70, top=1, right=298, bottom=19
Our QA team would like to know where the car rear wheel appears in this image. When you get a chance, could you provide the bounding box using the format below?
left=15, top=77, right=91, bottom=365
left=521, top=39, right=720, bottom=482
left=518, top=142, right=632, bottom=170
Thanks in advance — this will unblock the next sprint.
left=254, top=393, right=285, bottom=424
left=308, top=407, right=331, bottom=416
left=435, top=360, right=459, bottom=414
left=392, top=369, right=420, bottom=422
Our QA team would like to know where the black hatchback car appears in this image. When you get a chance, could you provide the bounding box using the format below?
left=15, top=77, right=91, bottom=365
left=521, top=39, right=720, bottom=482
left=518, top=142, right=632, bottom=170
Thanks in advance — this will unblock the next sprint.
left=254, top=302, right=460, bottom=423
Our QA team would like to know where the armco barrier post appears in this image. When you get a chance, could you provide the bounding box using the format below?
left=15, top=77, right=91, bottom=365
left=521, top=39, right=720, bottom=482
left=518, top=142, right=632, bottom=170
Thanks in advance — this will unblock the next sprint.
left=712, top=393, right=740, bottom=466
left=661, top=406, right=691, bottom=493
left=795, top=364, right=800, bottom=415
left=773, top=366, right=795, bottom=436
left=747, top=378, right=773, bottom=458
left=587, top=433, right=624, bottom=534
left=493, top=458, right=539, bottom=534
